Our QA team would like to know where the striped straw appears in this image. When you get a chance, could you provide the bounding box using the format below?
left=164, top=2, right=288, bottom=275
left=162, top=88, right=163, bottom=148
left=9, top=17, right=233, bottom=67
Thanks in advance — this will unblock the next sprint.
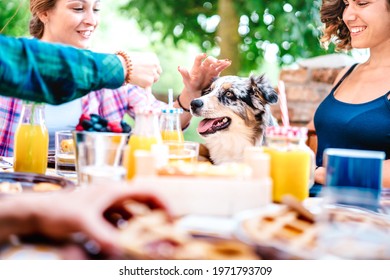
left=278, top=80, right=290, bottom=127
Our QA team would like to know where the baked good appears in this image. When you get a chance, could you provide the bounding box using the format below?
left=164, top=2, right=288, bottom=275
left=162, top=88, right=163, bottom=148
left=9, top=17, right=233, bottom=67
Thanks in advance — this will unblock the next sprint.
left=202, top=240, right=258, bottom=260
left=32, top=182, right=62, bottom=192
left=239, top=203, right=390, bottom=259
left=119, top=201, right=258, bottom=260
left=60, top=139, right=75, bottom=153
left=0, top=182, right=23, bottom=193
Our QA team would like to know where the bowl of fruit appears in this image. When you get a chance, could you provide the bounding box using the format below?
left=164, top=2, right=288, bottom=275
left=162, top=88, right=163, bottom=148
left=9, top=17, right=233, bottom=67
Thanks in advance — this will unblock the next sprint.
left=73, top=114, right=132, bottom=183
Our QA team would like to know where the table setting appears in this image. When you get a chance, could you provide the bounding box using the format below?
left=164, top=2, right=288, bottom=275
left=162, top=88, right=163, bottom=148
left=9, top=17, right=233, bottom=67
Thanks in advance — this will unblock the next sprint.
left=1, top=110, right=390, bottom=260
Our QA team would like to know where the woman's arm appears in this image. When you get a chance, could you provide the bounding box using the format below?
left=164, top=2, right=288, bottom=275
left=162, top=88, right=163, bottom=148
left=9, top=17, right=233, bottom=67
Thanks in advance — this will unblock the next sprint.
left=382, top=160, right=390, bottom=188
left=0, top=35, right=125, bottom=105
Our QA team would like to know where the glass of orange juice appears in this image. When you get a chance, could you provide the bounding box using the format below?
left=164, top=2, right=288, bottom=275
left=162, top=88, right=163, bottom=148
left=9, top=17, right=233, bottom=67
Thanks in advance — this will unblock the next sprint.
left=14, top=102, right=48, bottom=174
left=264, top=126, right=314, bottom=203
left=165, top=141, right=199, bottom=165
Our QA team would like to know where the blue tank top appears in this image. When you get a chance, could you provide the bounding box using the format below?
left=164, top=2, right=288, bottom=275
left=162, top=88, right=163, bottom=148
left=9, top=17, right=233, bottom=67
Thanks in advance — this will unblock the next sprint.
left=314, top=63, right=390, bottom=167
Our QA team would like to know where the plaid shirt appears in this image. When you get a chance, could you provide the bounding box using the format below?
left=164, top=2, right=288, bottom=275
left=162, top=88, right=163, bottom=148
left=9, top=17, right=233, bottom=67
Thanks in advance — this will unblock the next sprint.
left=0, top=85, right=167, bottom=156
left=0, top=35, right=124, bottom=104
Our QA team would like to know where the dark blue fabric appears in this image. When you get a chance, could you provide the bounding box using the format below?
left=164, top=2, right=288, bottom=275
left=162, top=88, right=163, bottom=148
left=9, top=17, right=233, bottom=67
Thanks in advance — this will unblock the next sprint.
left=314, top=64, right=390, bottom=168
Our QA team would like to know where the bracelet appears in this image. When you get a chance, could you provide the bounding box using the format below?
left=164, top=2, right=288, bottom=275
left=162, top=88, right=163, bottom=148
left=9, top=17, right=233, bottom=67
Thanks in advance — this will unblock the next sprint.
left=176, top=94, right=190, bottom=112
left=115, top=51, right=133, bottom=84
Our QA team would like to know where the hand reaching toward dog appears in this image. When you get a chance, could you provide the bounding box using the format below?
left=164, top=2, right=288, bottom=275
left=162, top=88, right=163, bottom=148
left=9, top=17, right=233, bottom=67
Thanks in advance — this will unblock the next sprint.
left=178, top=53, right=231, bottom=101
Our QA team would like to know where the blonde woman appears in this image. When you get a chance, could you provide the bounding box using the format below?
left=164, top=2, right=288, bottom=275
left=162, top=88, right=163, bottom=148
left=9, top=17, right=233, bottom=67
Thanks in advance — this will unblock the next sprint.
left=0, top=0, right=230, bottom=154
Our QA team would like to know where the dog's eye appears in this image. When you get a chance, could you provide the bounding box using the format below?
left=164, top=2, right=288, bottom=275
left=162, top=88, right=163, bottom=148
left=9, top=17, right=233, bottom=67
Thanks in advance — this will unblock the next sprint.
left=225, top=91, right=235, bottom=99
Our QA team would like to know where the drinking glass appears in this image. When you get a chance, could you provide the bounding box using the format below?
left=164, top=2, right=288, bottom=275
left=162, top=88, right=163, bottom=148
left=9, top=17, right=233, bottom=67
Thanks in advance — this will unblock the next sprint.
left=165, top=141, right=199, bottom=164
left=73, top=131, right=129, bottom=186
left=55, top=130, right=76, bottom=177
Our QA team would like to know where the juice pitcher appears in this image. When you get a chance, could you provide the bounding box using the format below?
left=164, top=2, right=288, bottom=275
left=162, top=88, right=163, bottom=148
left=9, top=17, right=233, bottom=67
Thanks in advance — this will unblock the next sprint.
left=264, top=126, right=315, bottom=202
left=14, top=102, right=49, bottom=174
left=160, top=108, right=184, bottom=142
left=126, top=108, right=162, bottom=180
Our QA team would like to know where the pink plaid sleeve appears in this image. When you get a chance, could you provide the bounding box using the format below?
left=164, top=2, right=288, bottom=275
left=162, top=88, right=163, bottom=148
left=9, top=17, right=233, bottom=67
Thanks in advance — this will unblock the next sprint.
left=81, top=84, right=167, bottom=121
left=0, top=97, right=23, bottom=156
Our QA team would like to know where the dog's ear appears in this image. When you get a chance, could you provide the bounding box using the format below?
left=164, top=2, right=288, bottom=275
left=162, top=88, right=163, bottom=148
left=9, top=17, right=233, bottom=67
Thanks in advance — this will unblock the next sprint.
left=250, top=75, right=278, bottom=104
left=201, top=77, right=219, bottom=96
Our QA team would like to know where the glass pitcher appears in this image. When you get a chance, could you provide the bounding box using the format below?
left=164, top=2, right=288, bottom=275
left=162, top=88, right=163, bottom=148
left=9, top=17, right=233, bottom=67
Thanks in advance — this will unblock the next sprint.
left=13, top=102, right=49, bottom=174
left=264, top=126, right=315, bottom=202
left=125, top=108, right=162, bottom=180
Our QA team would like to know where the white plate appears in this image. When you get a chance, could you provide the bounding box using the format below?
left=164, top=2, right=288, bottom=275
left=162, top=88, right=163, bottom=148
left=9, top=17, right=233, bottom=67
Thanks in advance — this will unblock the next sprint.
left=0, top=157, right=13, bottom=169
left=233, top=203, right=390, bottom=259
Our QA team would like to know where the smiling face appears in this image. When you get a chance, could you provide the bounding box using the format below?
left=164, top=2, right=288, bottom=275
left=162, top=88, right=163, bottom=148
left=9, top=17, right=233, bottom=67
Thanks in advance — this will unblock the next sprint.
left=39, top=0, right=101, bottom=49
left=342, top=0, right=390, bottom=49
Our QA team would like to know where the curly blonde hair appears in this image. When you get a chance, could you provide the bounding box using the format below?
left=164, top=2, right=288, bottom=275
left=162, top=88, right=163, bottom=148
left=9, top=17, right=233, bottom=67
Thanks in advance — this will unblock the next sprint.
left=29, top=0, right=57, bottom=39
left=320, top=0, right=390, bottom=51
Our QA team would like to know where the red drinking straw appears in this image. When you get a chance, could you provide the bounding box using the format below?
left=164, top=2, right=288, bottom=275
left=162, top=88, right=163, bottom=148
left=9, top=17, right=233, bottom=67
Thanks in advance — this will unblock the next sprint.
left=278, top=80, right=290, bottom=127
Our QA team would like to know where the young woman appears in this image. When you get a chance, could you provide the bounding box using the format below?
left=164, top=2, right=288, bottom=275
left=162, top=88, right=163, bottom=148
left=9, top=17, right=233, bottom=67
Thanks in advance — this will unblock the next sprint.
left=312, top=0, right=390, bottom=189
left=0, top=0, right=230, bottom=154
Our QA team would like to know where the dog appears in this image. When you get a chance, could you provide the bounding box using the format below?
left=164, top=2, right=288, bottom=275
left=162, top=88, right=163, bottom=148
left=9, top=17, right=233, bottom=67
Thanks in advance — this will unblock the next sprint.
left=190, top=74, right=278, bottom=165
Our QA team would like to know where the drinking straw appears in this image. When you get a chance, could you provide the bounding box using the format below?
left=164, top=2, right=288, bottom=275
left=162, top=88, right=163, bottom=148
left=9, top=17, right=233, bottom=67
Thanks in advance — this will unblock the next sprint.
left=278, top=80, right=290, bottom=127
left=113, top=135, right=127, bottom=167
left=168, top=88, right=174, bottom=109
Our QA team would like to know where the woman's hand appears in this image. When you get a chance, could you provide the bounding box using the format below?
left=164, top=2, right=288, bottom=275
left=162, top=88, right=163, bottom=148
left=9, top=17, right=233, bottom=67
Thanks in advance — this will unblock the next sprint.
left=314, top=166, right=326, bottom=185
left=125, top=52, right=162, bottom=89
left=23, top=185, right=168, bottom=256
left=178, top=53, right=231, bottom=100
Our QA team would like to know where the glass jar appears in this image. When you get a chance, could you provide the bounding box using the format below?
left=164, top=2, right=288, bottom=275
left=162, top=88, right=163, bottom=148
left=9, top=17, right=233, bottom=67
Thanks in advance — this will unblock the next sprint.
left=125, top=108, right=162, bottom=180
left=160, top=108, right=184, bottom=142
left=263, top=126, right=315, bottom=202
left=13, top=102, right=49, bottom=174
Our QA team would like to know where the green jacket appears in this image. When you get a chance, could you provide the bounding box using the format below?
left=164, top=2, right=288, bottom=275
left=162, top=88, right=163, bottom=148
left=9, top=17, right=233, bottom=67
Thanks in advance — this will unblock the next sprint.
left=0, top=35, right=124, bottom=105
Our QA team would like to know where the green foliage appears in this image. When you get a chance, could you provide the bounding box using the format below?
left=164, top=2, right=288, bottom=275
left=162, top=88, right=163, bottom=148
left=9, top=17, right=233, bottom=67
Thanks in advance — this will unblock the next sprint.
left=0, top=1, right=30, bottom=36
left=121, top=0, right=335, bottom=74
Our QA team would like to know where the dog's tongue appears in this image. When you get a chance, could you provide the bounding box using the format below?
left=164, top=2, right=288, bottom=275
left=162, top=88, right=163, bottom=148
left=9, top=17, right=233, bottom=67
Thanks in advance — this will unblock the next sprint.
left=198, top=118, right=220, bottom=134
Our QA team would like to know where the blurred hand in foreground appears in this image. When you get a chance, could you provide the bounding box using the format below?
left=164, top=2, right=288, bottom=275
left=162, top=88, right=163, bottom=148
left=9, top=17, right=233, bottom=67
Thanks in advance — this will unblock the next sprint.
left=0, top=185, right=169, bottom=257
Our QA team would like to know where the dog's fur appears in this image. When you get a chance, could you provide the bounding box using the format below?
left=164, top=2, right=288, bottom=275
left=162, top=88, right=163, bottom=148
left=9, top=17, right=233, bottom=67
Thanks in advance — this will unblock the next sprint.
left=190, top=75, right=278, bottom=164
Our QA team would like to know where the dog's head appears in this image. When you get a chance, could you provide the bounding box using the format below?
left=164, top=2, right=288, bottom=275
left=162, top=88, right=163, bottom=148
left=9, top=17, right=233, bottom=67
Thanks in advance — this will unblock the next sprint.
left=190, top=74, right=278, bottom=140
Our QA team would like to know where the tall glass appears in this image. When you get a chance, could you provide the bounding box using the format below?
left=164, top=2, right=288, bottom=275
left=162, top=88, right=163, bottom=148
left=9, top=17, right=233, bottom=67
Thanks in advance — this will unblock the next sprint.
left=14, top=102, right=48, bottom=174
left=160, top=108, right=184, bottom=142
left=125, top=108, right=162, bottom=180
left=264, top=126, right=314, bottom=202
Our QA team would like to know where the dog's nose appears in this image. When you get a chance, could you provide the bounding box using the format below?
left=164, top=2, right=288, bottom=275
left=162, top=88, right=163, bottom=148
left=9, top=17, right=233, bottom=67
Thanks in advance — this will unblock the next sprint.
left=190, top=99, right=203, bottom=112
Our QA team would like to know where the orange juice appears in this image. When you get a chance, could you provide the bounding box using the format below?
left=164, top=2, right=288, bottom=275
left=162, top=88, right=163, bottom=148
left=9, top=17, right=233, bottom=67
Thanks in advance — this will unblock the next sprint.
left=126, top=134, right=159, bottom=179
left=264, top=147, right=311, bottom=202
left=160, top=108, right=183, bottom=142
left=165, top=141, right=199, bottom=165
left=14, top=123, right=49, bottom=174
left=168, top=148, right=197, bottom=164
left=161, top=129, right=184, bottom=142
left=264, top=126, right=314, bottom=203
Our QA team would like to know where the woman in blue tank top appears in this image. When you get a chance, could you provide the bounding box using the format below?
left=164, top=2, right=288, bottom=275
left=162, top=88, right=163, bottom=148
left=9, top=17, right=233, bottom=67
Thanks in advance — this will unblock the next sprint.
left=311, top=0, right=390, bottom=192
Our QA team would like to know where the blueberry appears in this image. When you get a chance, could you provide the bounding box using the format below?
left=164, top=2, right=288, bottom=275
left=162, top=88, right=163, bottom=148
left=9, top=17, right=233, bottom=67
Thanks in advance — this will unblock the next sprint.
left=120, top=121, right=132, bottom=133
left=90, top=114, right=100, bottom=124
left=98, top=118, right=108, bottom=127
left=93, top=123, right=103, bottom=131
left=81, top=119, right=93, bottom=129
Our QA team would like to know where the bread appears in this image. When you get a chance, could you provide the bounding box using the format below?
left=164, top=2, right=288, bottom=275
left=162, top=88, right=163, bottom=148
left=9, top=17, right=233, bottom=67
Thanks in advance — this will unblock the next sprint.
left=239, top=204, right=390, bottom=259
left=119, top=201, right=259, bottom=260
left=32, top=182, right=62, bottom=192
left=60, top=139, right=75, bottom=153
left=0, top=182, right=23, bottom=193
